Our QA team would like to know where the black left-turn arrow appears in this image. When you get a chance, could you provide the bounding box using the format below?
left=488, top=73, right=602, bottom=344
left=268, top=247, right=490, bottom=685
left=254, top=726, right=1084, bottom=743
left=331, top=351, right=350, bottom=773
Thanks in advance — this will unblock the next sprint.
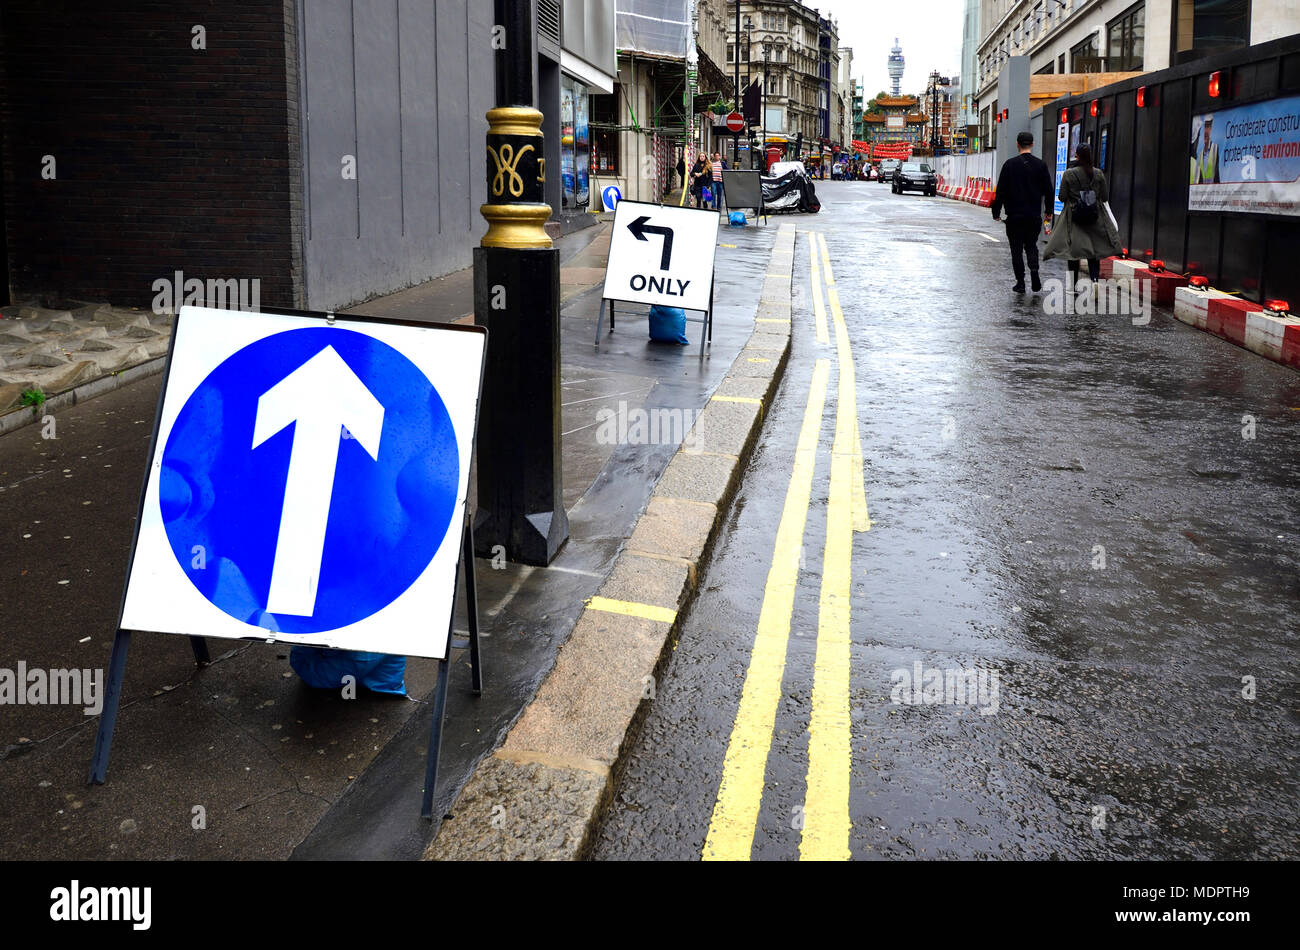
left=627, top=215, right=675, bottom=271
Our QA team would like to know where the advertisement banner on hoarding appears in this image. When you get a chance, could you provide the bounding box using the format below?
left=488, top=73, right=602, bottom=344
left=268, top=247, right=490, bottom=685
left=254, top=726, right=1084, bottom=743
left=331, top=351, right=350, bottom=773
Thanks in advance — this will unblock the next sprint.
left=1054, top=122, right=1069, bottom=216
left=1189, top=94, right=1300, bottom=216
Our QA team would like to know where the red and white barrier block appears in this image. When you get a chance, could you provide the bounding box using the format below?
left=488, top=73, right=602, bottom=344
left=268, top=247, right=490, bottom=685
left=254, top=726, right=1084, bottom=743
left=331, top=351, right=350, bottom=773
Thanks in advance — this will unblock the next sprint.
left=1133, top=260, right=1188, bottom=305
left=1173, top=283, right=1234, bottom=330
left=1172, top=289, right=1300, bottom=370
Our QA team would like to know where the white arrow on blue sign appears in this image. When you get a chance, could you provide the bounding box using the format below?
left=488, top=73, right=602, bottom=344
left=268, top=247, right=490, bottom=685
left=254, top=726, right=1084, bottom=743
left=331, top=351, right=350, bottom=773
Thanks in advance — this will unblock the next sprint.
left=120, top=306, right=486, bottom=659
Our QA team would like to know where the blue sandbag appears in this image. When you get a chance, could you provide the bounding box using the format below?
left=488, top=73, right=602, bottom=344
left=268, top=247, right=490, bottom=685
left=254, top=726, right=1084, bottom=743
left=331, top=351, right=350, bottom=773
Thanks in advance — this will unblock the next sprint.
left=289, top=645, right=407, bottom=696
left=728, top=211, right=747, bottom=227
left=648, top=305, right=689, bottom=344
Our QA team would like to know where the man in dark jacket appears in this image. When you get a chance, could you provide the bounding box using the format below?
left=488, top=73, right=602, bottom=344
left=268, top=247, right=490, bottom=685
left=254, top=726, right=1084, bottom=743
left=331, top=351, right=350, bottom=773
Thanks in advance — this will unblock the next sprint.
left=992, top=131, right=1055, bottom=292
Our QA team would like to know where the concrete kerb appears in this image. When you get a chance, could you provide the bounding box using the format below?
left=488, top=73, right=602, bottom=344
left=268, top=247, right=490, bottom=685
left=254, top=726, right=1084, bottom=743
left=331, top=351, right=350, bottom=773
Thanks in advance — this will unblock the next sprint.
left=0, top=357, right=167, bottom=438
left=424, top=223, right=798, bottom=861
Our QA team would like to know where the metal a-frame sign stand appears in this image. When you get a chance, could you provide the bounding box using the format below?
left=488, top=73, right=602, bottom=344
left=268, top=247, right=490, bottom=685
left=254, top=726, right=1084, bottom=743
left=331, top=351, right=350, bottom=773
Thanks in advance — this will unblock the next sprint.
left=598, top=281, right=715, bottom=351
left=596, top=199, right=719, bottom=352
left=87, top=306, right=486, bottom=820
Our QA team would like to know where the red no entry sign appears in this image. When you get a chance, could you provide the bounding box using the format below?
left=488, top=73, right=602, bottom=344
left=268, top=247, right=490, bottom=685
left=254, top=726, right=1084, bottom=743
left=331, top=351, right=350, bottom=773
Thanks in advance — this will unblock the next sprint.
left=726, top=112, right=745, bottom=133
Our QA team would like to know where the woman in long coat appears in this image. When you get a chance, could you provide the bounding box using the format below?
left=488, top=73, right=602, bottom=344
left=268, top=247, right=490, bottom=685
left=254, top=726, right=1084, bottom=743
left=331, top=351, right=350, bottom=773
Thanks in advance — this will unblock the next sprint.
left=689, top=155, right=711, bottom=209
left=1043, top=144, right=1122, bottom=286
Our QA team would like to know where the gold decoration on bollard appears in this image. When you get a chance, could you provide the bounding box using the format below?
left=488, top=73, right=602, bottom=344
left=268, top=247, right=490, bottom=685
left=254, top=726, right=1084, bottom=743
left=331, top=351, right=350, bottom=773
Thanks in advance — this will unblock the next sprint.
left=486, top=106, right=545, bottom=138
left=480, top=203, right=553, bottom=249
left=488, top=142, right=535, bottom=198
left=481, top=105, right=551, bottom=249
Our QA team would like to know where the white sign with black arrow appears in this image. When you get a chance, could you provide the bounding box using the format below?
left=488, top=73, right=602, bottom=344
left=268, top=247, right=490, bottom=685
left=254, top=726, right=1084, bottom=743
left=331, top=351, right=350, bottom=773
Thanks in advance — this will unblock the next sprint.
left=602, top=199, right=718, bottom=313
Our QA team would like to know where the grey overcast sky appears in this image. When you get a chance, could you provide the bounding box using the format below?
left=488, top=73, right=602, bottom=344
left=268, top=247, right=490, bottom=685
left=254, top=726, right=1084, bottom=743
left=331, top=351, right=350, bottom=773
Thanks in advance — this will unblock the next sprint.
left=807, top=0, right=966, bottom=97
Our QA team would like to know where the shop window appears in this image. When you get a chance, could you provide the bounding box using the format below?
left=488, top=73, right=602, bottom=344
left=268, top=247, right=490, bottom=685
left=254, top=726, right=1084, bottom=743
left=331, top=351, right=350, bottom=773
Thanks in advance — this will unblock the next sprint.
left=592, top=129, right=620, bottom=175
left=1071, top=33, right=1103, bottom=73
left=560, top=78, right=590, bottom=213
left=591, top=93, right=619, bottom=175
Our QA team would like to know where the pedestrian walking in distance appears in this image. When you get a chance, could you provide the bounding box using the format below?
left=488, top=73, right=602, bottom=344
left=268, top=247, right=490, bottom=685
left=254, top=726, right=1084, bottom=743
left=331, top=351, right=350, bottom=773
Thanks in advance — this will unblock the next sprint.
left=689, top=154, right=711, bottom=209
left=1044, top=143, right=1122, bottom=292
left=710, top=151, right=727, bottom=211
left=992, top=130, right=1054, bottom=293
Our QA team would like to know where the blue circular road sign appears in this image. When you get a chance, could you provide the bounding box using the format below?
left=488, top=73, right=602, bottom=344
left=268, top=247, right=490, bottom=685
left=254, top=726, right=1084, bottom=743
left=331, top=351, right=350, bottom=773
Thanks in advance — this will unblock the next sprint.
left=159, top=327, right=459, bottom=634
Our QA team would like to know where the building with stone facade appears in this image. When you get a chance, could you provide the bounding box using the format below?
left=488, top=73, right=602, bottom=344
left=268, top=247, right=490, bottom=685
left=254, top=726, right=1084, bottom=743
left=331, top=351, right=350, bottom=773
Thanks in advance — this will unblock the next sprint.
left=727, top=1, right=842, bottom=162
left=972, top=0, right=1300, bottom=151
left=836, top=47, right=855, bottom=150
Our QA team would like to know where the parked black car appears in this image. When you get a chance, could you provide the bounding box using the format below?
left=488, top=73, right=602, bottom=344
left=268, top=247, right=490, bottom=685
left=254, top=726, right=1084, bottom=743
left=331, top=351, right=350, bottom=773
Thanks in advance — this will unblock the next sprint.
left=892, top=161, right=938, bottom=196
left=878, top=159, right=902, bottom=182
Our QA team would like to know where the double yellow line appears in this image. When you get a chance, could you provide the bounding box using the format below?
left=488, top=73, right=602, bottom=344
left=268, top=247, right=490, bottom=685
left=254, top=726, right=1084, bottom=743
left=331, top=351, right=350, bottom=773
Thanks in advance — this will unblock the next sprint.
left=703, top=231, right=868, bottom=861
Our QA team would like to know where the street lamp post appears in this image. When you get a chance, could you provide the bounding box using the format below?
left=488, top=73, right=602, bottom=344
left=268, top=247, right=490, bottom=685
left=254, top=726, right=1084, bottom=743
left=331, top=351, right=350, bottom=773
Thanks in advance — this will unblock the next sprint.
left=762, top=37, right=772, bottom=172
left=744, top=17, right=754, bottom=167
left=733, top=1, right=741, bottom=168
left=930, top=71, right=940, bottom=152
left=472, top=0, right=568, bottom=565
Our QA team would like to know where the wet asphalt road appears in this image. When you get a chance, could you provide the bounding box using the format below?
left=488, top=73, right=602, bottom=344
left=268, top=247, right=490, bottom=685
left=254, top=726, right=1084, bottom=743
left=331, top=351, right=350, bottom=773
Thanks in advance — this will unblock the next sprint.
left=594, top=180, right=1300, bottom=860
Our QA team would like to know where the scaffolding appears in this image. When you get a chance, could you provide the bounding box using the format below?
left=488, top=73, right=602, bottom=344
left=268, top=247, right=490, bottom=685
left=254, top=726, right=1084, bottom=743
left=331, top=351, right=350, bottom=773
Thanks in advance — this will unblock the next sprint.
left=607, top=0, right=696, bottom=199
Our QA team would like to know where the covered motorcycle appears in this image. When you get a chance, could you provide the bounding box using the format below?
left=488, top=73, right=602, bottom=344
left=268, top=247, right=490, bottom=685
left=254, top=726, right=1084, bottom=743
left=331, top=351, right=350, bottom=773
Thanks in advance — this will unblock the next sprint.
left=760, top=168, right=821, bottom=214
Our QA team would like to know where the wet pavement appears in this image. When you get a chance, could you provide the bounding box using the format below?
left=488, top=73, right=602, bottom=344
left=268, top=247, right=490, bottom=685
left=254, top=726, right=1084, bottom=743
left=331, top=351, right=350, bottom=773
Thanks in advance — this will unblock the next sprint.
left=594, top=181, right=1300, bottom=860
left=0, top=215, right=776, bottom=860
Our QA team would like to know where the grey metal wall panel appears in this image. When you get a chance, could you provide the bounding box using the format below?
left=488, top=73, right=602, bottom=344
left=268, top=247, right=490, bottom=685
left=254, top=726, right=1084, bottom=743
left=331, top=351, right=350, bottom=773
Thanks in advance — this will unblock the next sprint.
left=467, top=0, right=494, bottom=225
left=303, top=0, right=359, bottom=245
left=299, top=0, right=490, bottom=310
left=436, top=0, right=471, bottom=240
left=400, top=0, right=439, bottom=243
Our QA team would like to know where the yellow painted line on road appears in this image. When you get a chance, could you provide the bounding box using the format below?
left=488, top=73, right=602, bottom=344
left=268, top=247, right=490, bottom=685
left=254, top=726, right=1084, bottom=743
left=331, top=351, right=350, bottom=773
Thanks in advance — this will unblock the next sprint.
left=704, top=358, right=831, bottom=861
left=819, top=235, right=870, bottom=532
left=809, top=232, right=830, bottom=344
left=587, top=596, right=677, bottom=625
left=816, top=232, right=834, bottom=286
left=800, top=258, right=863, bottom=861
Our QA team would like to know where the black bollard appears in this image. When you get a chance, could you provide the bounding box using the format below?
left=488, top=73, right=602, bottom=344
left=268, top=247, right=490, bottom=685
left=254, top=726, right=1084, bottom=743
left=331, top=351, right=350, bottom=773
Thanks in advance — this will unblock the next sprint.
left=472, top=0, right=568, bottom=565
